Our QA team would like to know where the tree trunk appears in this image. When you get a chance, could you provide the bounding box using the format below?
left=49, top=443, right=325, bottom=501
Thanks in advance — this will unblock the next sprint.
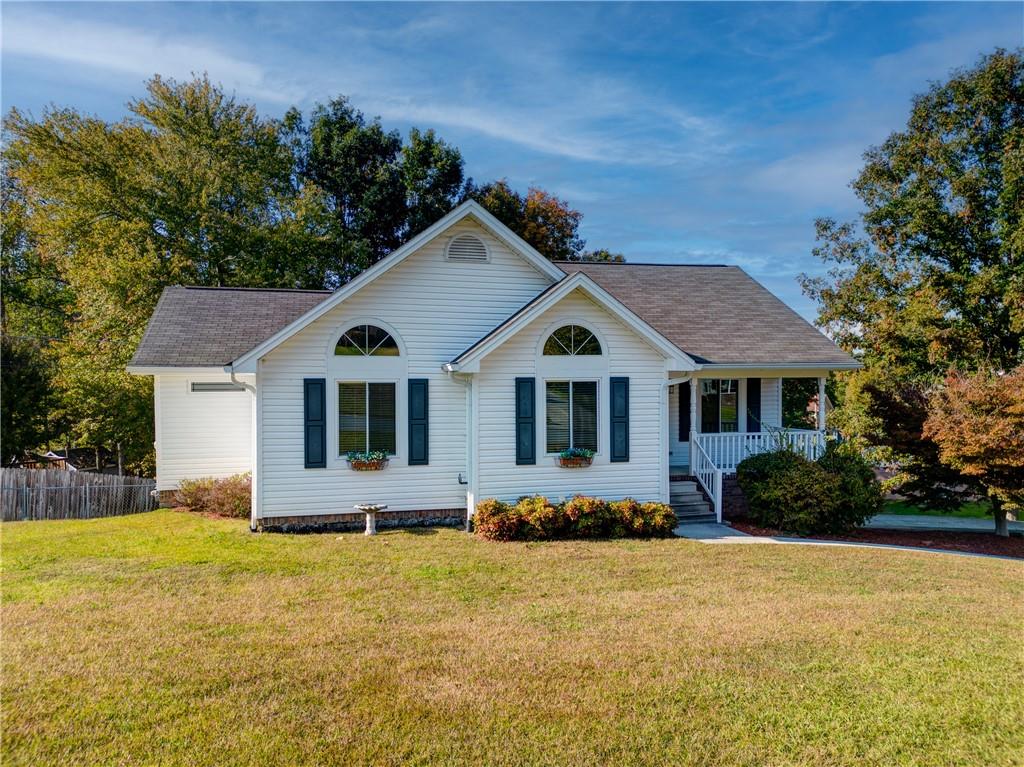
left=117, top=442, right=123, bottom=476
left=993, top=497, right=1008, bottom=538
left=95, top=445, right=101, bottom=472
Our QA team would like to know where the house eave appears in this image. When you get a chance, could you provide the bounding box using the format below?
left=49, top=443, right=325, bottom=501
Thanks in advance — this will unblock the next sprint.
left=126, top=364, right=235, bottom=376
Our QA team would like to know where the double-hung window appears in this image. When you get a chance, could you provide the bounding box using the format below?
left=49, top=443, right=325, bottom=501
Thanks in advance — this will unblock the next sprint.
left=545, top=381, right=598, bottom=453
left=338, top=382, right=396, bottom=455
left=700, top=379, right=739, bottom=433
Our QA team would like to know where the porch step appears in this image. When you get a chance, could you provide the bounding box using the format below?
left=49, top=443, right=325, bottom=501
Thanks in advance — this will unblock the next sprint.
left=673, top=513, right=718, bottom=525
left=671, top=489, right=707, bottom=504
left=670, top=480, right=699, bottom=493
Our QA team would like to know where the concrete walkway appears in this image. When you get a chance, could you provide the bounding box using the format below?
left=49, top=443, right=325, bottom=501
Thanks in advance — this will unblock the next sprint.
left=674, top=522, right=1021, bottom=561
left=865, top=513, right=1022, bottom=534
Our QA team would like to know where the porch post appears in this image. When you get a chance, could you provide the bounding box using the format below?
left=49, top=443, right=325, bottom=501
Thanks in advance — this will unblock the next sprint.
left=817, top=377, right=827, bottom=431
left=689, top=377, right=698, bottom=470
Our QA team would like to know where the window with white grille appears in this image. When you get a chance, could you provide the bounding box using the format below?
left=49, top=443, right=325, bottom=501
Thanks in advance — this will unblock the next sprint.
left=445, top=233, right=489, bottom=262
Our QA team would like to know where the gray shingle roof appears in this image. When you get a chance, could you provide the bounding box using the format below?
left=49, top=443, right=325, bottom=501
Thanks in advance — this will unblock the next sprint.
left=131, top=265, right=855, bottom=369
left=130, top=286, right=330, bottom=368
left=556, top=263, right=854, bottom=366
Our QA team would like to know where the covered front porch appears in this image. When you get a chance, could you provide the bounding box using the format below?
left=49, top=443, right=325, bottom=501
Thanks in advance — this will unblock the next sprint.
left=667, top=373, right=829, bottom=522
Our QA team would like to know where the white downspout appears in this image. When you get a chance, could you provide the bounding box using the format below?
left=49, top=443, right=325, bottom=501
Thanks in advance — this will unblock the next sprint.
left=230, top=367, right=259, bottom=533
left=446, top=367, right=474, bottom=531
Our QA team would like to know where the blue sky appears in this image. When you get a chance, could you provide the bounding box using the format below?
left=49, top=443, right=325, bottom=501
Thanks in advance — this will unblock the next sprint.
left=2, top=2, right=1020, bottom=320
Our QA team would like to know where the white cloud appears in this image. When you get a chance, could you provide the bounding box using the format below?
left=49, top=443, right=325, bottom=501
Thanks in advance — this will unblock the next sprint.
left=745, top=144, right=864, bottom=209
left=1, top=9, right=295, bottom=104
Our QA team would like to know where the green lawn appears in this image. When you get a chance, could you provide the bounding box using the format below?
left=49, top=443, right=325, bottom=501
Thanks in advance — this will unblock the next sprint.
left=3, top=512, right=1022, bottom=766
left=883, top=499, right=991, bottom=518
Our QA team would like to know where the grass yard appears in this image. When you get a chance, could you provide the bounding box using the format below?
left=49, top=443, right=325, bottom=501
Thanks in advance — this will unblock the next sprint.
left=3, top=512, right=1022, bottom=766
left=884, top=499, right=992, bottom=519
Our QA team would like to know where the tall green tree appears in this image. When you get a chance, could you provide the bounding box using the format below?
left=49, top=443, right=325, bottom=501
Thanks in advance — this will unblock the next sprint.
left=4, top=75, right=327, bottom=469
left=292, top=98, right=465, bottom=280
left=801, top=49, right=1023, bottom=508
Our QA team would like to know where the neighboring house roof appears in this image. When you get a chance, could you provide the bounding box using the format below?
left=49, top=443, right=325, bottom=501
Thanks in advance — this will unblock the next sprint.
left=556, top=262, right=856, bottom=366
left=129, top=286, right=330, bottom=369
left=447, top=271, right=697, bottom=372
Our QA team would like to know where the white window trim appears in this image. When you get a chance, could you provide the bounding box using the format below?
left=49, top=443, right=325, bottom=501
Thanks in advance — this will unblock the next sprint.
left=542, top=377, right=601, bottom=457
left=333, top=377, right=404, bottom=464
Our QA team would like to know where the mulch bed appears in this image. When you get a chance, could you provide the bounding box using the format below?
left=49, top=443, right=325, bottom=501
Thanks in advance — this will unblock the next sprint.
left=731, top=521, right=1024, bottom=559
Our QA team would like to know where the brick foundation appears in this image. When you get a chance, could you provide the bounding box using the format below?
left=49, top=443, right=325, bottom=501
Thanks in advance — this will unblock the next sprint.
left=257, top=507, right=468, bottom=533
left=157, top=489, right=177, bottom=508
left=721, top=474, right=749, bottom=521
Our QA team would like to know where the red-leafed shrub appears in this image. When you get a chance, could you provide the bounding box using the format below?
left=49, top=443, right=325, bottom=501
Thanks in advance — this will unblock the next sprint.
left=175, top=473, right=251, bottom=518
left=564, top=496, right=612, bottom=538
left=174, top=477, right=215, bottom=511
left=516, top=495, right=565, bottom=540
left=611, top=499, right=676, bottom=538
left=472, top=498, right=522, bottom=541
left=473, top=495, right=676, bottom=541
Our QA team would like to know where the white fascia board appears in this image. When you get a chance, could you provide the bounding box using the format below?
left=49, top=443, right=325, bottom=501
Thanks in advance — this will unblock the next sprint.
left=449, top=273, right=697, bottom=372
left=699, top=361, right=862, bottom=375
left=126, top=365, right=232, bottom=376
left=230, top=201, right=564, bottom=370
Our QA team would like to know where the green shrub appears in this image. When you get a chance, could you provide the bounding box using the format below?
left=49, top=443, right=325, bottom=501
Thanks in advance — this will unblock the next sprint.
left=816, top=442, right=884, bottom=532
left=174, top=473, right=251, bottom=518
left=473, top=495, right=676, bottom=541
left=736, top=444, right=883, bottom=535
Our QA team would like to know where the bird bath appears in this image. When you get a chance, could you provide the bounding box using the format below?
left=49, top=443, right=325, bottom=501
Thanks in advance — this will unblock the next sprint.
left=354, top=503, right=387, bottom=535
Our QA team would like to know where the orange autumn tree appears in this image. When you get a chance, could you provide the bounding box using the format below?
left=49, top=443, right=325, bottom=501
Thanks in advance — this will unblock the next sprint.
left=923, top=367, right=1024, bottom=537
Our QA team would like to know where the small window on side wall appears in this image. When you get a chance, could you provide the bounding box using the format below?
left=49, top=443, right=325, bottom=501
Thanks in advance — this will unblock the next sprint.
left=543, top=325, right=601, bottom=356
left=335, top=325, right=399, bottom=357
left=191, top=382, right=245, bottom=393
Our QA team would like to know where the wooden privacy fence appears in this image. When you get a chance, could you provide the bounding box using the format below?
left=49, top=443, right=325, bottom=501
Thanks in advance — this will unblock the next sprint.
left=0, top=468, right=158, bottom=522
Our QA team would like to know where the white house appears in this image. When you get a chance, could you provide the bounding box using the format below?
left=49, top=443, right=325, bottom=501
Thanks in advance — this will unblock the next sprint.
left=128, top=201, right=859, bottom=530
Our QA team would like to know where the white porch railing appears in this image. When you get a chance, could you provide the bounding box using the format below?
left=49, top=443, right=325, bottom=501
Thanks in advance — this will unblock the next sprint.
left=697, top=430, right=826, bottom=473
left=691, top=437, right=722, bottom=523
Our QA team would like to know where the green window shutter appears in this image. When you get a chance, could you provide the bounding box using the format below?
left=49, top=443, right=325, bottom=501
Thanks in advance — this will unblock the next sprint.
left=515, top=377, right=536, bottom=465
left=408, top=378, right=429, bottom=465
left=746, top=378, right=761, bottom=432
left=303, top=378, right=326, bottom=468
left=609, top=377, right=629, bottom=462
left=678, top=380, right=691, bottom=437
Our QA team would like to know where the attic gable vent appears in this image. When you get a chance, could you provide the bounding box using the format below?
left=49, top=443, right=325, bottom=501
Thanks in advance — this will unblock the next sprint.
left=446, top=233, right=489, bottom=263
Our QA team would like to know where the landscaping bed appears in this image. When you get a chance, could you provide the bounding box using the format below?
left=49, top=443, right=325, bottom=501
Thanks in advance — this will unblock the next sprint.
left=732, top=521, right=1024, bottom=559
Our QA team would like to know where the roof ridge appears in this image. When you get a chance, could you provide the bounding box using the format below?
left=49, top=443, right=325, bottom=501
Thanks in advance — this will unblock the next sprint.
left=555, top=261, right=733, bottom=268
left=172, top=285, right=333, bottom=294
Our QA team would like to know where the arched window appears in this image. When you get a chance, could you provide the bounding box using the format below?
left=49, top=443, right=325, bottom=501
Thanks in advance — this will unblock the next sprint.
left=334, top=325, right=399, bottom=357
left=543, top=325, right=601, bottom=356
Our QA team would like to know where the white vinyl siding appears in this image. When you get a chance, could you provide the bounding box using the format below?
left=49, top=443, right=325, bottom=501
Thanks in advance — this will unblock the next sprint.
left=257, top=220, right=554, bottom=518
left=154, top=373, right=253, bottom=491
left=475, top=289, right=666, bottom=504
